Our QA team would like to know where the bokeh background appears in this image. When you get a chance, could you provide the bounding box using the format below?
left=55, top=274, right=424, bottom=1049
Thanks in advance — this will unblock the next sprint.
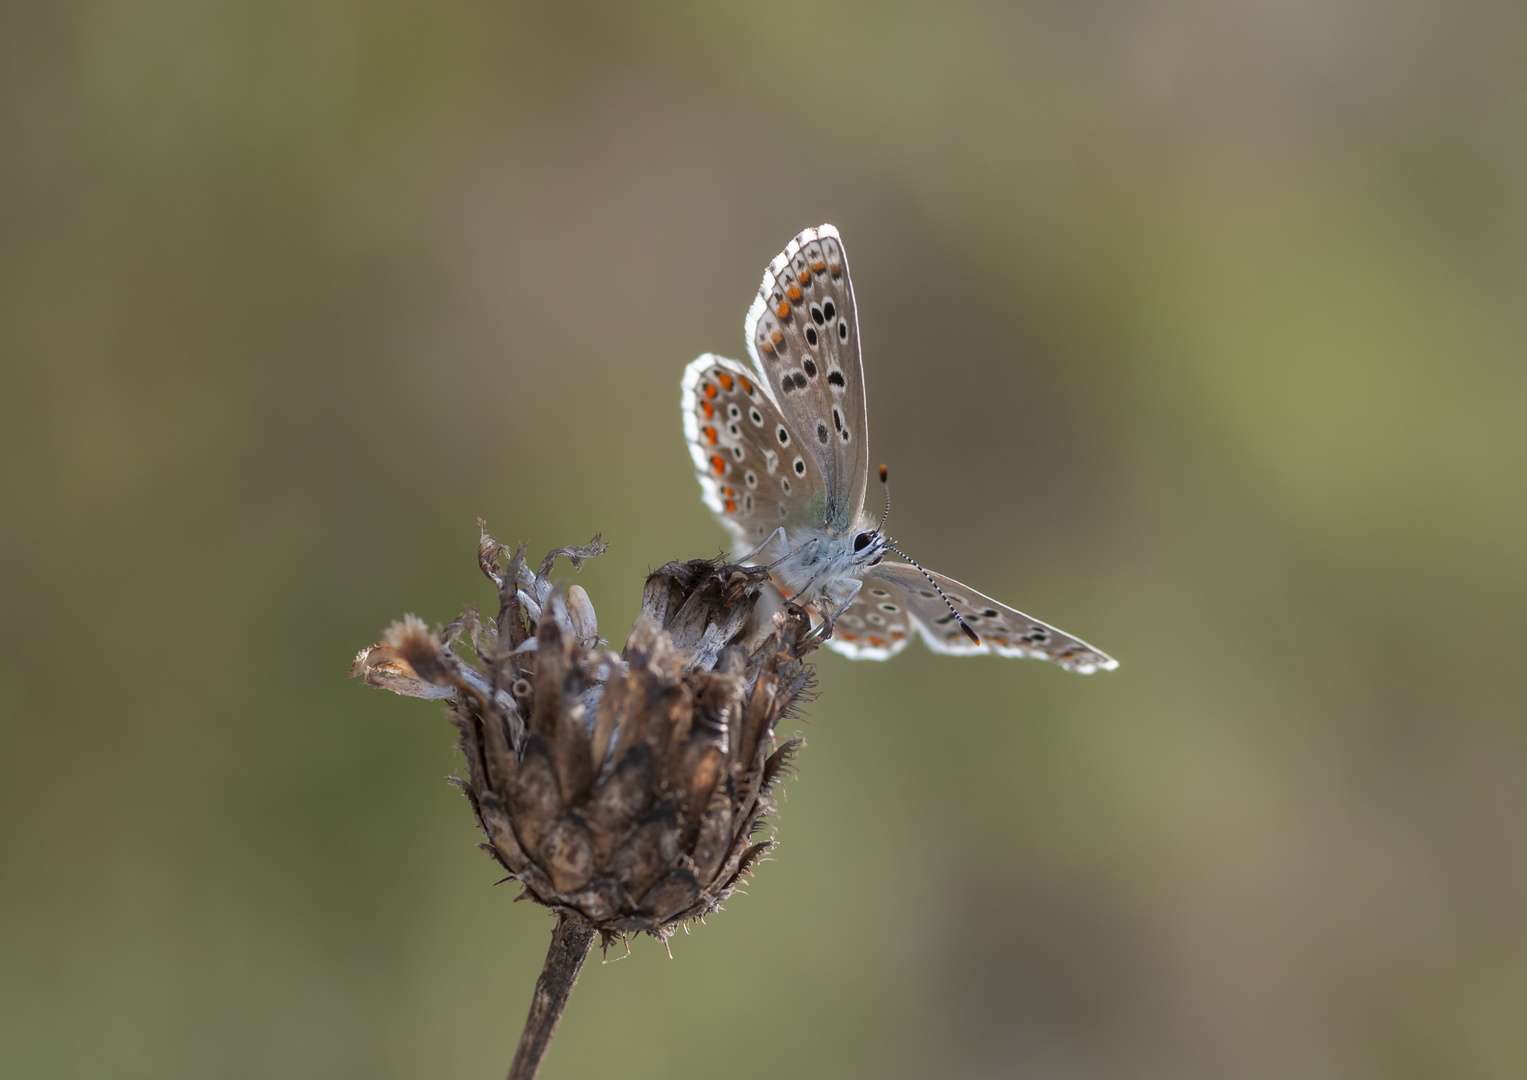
left=3, top=1, right=1525, bottom=1077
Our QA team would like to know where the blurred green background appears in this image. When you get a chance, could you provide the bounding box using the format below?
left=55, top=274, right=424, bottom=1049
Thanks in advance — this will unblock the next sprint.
left=3, top=1, right=1525, bottom=1077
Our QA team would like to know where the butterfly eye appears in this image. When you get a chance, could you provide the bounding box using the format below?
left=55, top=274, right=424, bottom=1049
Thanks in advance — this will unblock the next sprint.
left=852, top=532, right=874, bottom=552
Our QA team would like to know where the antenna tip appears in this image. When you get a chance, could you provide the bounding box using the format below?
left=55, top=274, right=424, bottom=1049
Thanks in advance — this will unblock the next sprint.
left=960, top=621, right=981, bottom=645
left=879, top=464, right=888, bottom=483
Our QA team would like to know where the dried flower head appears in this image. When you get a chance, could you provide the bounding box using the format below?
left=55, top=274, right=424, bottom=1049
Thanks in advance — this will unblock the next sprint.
left=351, top=523, right=815, bottom=949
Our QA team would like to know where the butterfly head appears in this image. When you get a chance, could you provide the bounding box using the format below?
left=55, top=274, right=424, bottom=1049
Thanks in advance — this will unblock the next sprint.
left=846, top=462, right=893, bottom=569
left=850, top=527, right=888, bottom=568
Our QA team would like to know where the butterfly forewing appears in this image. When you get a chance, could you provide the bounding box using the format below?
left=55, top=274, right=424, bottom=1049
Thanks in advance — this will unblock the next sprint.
left=742, top=225, right=870, bottom=535
left=682, top=353, right=830, bottom=550
left=866, top=563, right=1119, bottom=674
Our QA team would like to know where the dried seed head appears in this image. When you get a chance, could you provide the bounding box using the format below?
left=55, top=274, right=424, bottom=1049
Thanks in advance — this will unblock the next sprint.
left=353, top=526, right=815, bottom=946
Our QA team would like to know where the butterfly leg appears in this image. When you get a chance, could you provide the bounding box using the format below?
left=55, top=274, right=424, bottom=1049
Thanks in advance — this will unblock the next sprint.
left=822, top=576, right=863, bottom=626
left=738, top=526, right=788, bottom=566
left=802, top=576, right=863, bottom=646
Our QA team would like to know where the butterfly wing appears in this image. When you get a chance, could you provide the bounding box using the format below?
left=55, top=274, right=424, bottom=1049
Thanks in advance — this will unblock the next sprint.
left=824, top=573, right=918, bottom=660
left=682, top=353, right=832, bottom=551
left=844, top=562, right=1119, bottom=673
left=741, top=224, right=870, bottom=535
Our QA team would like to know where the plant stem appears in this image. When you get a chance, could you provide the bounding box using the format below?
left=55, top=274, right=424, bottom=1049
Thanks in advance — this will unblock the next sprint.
left=507, top=915, right=597, bottom=1080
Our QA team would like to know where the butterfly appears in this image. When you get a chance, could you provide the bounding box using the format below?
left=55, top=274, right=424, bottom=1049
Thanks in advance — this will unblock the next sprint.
left=681, top=224, right=1117, bottom=674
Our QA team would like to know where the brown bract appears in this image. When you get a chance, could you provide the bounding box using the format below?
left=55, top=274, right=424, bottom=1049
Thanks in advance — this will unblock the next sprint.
left=351, top=523, right=815, bottom=948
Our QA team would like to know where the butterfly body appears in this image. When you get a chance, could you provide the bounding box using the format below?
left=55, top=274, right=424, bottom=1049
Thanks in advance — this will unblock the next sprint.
left=766, top=520, right=893, bottom=619
left=681, top=225, right=1117, bottom=674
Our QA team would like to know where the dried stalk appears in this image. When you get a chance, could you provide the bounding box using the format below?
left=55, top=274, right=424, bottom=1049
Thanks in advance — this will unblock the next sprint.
left=507, top=916, right=597, bottom=1080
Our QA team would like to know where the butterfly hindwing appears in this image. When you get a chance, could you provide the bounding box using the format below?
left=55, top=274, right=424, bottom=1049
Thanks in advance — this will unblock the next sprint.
left=851, top=563, right=1119, bottom=674
left=682, top=353, right=830, bottom=550
left=824, top=573, right=917, bottom=661
left=742, top=225, right=870, bottom=535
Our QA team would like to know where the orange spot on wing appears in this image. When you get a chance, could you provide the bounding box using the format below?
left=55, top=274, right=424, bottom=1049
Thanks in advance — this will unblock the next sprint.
left=891, top=631, right=906, bottom=641
left=810, top=259, right=826, bottom=273
left=726, top=499, right=737, bottom=513
left=868, top=635, right=886, bottom=647
left=703, top=426, right=717, bottom=445
left=739, top=377, right=754, bottom=394
left=710, top=454, right=726, bottom=474
left=717, top=372, right=734, bottom=390
left=704, top=383, right=717, bottom=399
left=797, top=269, right=811, bottom=285
left=761, top=339, right=775, bottom=354
left=702, top=400, right=714, bottom=419
left=770, top=329, right=783, bottom=345
left=776, top=301, right=791, bottom=319
left=786, top=283, right=802, bottom=301
left=841, top=632, right=859, bottom=641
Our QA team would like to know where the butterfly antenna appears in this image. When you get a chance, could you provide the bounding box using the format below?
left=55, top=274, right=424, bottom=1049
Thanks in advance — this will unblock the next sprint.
left=876, top=464, right=891, bottom=533
left=885, top=540, right=981, bottom=645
